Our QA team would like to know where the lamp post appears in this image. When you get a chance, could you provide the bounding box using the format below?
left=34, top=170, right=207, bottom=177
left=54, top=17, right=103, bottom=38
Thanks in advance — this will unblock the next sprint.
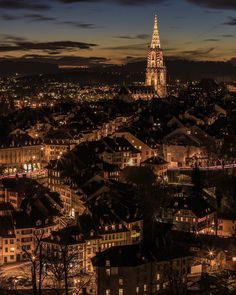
left=208, top=250, right=214, bottom=272
left=32, top=155, right=36, bottom=172
left=40, top=146, right=44, bottom=169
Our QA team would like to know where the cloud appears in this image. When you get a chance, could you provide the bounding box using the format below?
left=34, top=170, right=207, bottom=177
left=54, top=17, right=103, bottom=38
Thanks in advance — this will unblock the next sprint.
left=114, top=34, right=149, bottom=40
left=186, top=0, right=236, bottom=10
left=220, top=34, right=234, bottom=37
left=125, top=56, right=145, bottom=61
left=0, top=12, right=101, bottom=28
left=0, top=13, right=18, bottom=20
left=105, top=43, right=148, bottom=52
left=222, top=17, right=236, bottom=25
left=203, top=9, right=222, bottom=14
left=203, top=38, right=220, bottom=41
left=0, top=12, right=55, bottom=22
left=25, top=14, right=56, bottom=22
left=58, top=0, right=166, bottom=6
left=0, top=40, right=98, bottom=52
left=0, top=34, right=27, bottom=42
left=0, top=0, right=50, bottom=10
left=0, top=55, right=111, bottom=67
left=58, top=21, right=102, bottom=29
left=181, top=47, right=216, bottom=59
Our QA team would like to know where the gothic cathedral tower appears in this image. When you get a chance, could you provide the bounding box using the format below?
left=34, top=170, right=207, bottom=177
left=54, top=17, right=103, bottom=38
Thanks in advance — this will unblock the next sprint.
left=146, top=15, right=167, bottom=98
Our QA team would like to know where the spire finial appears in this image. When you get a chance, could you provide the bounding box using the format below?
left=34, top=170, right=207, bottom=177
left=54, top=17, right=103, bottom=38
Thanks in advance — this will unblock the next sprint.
left=151, top=14, right=161, bottom=49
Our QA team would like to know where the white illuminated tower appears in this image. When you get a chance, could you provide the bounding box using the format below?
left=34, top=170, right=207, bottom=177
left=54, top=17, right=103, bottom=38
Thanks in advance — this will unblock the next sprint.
left=146, top=15, right=167, bottom=98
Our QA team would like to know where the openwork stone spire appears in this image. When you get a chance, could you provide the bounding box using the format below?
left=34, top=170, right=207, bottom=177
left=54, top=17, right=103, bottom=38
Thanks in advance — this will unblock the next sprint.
left=151, top=15, right=161, bottom=49
left=146, top=15, right=167, bottom=98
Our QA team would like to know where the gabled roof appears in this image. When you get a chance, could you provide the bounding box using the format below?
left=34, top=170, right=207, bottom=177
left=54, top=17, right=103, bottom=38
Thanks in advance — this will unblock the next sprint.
left=142, top=156, right=168, bottom=166
left=12, top=211, right=34, bottom=229
left=168, top=196, right=215, bottom=218
left=102, top=136, right=140, bottom=154
left=92, top=243, right=190, bottom=267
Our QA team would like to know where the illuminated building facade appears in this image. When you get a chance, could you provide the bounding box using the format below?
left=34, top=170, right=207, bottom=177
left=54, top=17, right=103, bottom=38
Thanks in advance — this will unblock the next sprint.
left=0, top=143, right=44, bottom=174
left=146, top=15, right=167, bottom=98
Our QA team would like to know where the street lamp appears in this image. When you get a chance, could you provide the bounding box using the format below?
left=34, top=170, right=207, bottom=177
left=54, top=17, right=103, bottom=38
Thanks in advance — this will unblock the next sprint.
left=208, top=250, right=215, bottom=271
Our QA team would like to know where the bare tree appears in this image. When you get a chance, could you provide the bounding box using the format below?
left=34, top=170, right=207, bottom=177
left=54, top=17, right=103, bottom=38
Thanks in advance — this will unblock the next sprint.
left=162, top=264, right=188, bottom=295
left=22, top=231, right=47, bottom=295
left=45, top=239, right=91, bottom=295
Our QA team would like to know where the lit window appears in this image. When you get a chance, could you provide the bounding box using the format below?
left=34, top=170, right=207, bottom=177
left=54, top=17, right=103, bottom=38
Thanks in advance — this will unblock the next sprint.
left=144, top=284, right=147, bottom=292
left=106, top=290, right=110, bottom=295
left=136, top=286, right=139, bottom=293
left=157, top=273, right=160, bottom=280
left=156, top=284, right=160, bottom=291
left=106, top=269, right=111, bottom=276
left=119, top=289, right=123, bottom=295
left=111, top=267, right=118, bottom=275
left=106, top=260, right=110, bottom=266
left=119, top=278, right=123, bottom=285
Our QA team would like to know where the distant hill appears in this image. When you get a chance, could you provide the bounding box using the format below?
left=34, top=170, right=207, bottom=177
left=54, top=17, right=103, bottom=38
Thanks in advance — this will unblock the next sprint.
left=109, top=59, right=236, bottom=82
left=0, top=59, right=235, bottom=82
left=0, top=61, right=59, bottom=77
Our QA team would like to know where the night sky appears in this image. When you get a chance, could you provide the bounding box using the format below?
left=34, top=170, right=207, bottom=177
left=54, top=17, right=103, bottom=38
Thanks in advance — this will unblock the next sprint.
left=0, top=0, right=236, bottom=67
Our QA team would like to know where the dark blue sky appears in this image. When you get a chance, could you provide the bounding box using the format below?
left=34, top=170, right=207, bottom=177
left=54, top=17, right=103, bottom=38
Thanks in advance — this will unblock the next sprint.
left=0, top=0, right=235, bottom=67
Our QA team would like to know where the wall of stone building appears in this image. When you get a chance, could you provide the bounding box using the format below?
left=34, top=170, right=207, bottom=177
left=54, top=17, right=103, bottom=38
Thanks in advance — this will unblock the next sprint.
left=0, top=145, right=43, bottom=173
left=113, top=132, right=158, bottom=162
left=162, top=144, right=204, bottom=168
left=217, top=219, right=236, bottom=237
left=96, top=257, right=189, bottom=295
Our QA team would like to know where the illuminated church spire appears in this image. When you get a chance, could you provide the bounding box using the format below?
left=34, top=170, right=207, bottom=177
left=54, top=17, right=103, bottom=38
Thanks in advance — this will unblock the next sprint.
left=146, top=14, right=167, bottom=98
left=151, top=15, right=161, bottom=49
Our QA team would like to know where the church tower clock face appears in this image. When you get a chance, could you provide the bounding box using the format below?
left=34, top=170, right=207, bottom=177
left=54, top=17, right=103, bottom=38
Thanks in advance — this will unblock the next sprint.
left=146, top=15, right=167, bottom=98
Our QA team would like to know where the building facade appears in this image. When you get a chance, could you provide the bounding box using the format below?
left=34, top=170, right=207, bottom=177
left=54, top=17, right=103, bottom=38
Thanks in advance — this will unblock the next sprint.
left=146, top=15, right=167, bottom=98
left=93, top=243, right=190, bottom=295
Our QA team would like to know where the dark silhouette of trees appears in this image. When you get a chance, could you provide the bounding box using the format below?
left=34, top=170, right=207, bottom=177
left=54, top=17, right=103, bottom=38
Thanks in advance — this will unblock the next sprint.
left=22, top=232, right=46, bottom=295
left=45, top=236, right=91, bottom=295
